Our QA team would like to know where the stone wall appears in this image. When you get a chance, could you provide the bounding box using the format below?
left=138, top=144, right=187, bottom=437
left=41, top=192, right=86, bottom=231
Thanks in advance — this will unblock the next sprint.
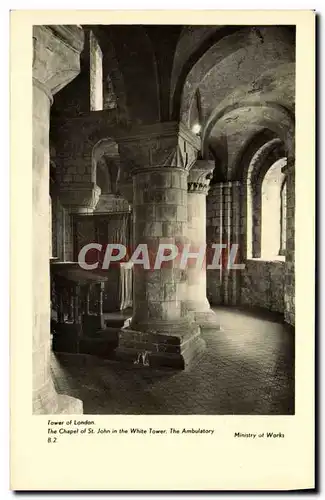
left=50, top=109, right=117, bottom=188
left=240, top=259, right=285, bottom=313
left=50, top=109, right=123, bottom=263
left=206, top=178, right=291, bottom=320
left=284, top=160, right=295, bottom=325
left=94, top=193, right=130, bottom=213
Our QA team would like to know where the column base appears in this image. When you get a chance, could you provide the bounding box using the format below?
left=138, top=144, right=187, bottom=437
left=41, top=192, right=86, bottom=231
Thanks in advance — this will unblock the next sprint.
left=187, top=300, right=221, bottom=329
left=194, top=309, right=221, bottom=330
left=116, top=322, right=205, bottom=370
left=33, top=379, right=83, bottom=415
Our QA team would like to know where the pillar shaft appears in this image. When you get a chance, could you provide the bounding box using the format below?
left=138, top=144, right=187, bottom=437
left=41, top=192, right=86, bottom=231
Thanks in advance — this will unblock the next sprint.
left=187, top=160, right=219, bottom=327
left=116, top=122, right=205, bottom=368
left=186, top=190, right=209, bottom=311
left=132, top=166, right=189, bottom=331
left=206, top=181, right=242, bottom=307
left=221, top=181, right=241, bottom=306
left=207, top=184, right=223, bottom=304
left=33, top=82, right=56, bottom=412
left=33, top=25, right=84, bottom=414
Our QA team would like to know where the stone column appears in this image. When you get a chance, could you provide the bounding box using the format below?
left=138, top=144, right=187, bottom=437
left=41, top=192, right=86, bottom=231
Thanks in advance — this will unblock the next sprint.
left=207, top=184, right=223, bottom=305
left=222, top=181, right=242, bottom=305
left=206, top=181, right=242, bottom=307
left=283, top=157, right=295, bottom=326
left=187, top=160, right=219, bottom=328
left=116, top=122, right=205, bottom=369
left=229, top=181, right=242, bottom=305
left=33, top=25, right=84, bottom=414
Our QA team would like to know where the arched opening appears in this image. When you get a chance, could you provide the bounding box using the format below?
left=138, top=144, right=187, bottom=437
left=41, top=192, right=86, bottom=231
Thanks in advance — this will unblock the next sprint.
left=261, top=158, right=286, bottom=259
left=38, top=23, right=297, bottom=419
left=245, top=138, right=285, bottom=259
left=280, top=178, right=287, bottom=256
left=91, top=138, right=129, bottom=213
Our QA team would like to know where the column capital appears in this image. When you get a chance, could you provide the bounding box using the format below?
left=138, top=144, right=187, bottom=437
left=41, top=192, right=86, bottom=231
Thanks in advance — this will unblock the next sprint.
left=188, top=159, right=215, bottom=195
left=116, top=121, right=201, bottom=174
left=33, top=25, right=84, bottom=97
left=116, top=121, right=201, bottom=204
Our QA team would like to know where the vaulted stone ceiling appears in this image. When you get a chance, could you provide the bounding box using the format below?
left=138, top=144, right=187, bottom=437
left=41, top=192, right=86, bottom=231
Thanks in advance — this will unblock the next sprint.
left=93, top=25, right=294, bottom=181
left=179, top=26, right=295, bottom=180
left=52, top=24, right=295, bottom=181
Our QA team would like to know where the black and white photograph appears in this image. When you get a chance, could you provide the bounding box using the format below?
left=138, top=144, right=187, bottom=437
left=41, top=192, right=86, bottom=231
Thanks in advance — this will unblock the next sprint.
left=9, top=9, right=316, bottom=491
left=32, top=23, right=297, bottom=416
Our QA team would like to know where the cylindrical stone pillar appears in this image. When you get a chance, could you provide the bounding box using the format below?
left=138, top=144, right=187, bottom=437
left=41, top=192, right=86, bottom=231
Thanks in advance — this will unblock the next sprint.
left=116, top=122, right=205, bottom=369
left=206, top=183, right=223, bottom=305
left=229, top=181, right=242, bottom=305
left=131, top=167, right=190, bottom=330
left=187, top=160, right=219, bottom=328
left=32, top=25, right=84, bottom=414
left=118, top=166, right=205, bottom=369
left=32, top=81, right=82, bottom=414
left=222, top=182, right=231, bottom=305
left=206, top=181, right=242, bottom=308
left=221, top=181, right=242, bottom=306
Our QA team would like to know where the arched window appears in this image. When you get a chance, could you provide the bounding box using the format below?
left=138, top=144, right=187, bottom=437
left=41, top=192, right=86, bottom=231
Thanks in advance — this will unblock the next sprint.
left=246, top=151, right=287, bottom=261
left=260, top=158, right=286, bottom=259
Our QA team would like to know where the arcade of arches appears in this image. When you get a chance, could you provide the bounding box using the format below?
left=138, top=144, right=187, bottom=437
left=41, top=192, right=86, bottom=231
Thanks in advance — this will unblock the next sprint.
left=33, top=24, right=295, bottom=414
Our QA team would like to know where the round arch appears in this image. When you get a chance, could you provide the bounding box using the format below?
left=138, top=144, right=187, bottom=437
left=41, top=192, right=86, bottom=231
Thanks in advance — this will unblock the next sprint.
left=203, top=101, right=295, bottom=159
left=175, top=26, right=294, bottom=125
left=244, top=138, right=286, bottom=259
left=91, top=138, right=119, bottom=186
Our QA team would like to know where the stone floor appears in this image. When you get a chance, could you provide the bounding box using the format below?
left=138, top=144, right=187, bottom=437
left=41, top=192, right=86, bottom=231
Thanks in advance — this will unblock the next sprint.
left=51, top=306, right=295, bottom=415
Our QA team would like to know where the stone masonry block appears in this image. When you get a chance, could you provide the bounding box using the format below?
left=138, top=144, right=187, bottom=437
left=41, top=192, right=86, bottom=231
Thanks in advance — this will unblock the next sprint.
left=155, top=205, right=178, bottom=221
left=150, top=172, right=172, bottom=189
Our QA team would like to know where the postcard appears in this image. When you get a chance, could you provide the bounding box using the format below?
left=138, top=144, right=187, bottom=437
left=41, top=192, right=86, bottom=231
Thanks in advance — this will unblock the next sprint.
left=10, top=9, right=315, bottom=491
